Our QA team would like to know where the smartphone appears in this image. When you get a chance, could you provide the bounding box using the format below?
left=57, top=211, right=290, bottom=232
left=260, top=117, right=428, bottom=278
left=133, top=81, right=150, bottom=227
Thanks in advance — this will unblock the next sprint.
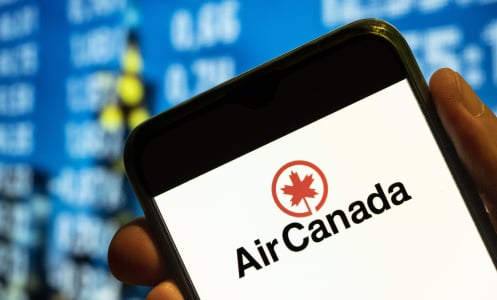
left=124, top=19, right=497, bottom=299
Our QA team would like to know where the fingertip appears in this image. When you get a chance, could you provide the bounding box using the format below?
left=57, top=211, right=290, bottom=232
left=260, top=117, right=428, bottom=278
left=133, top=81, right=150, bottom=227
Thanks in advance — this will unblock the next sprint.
left=429, top=68, right=459, bottom=104
left=430, top=68, right=456, bottom=82
left=431, top=68, right=486, bottom=118
left=146, top=281, right=184, bottom=300
left=108, top=217, right=166, bottom=286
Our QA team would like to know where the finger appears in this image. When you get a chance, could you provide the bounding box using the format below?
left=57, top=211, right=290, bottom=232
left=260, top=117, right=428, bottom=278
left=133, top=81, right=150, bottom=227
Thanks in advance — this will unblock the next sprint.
left=146, top=280, right=184, bottom=300
left=430, top=68, right=497, bottom=228
left=108, top=217, right=167, bottom=285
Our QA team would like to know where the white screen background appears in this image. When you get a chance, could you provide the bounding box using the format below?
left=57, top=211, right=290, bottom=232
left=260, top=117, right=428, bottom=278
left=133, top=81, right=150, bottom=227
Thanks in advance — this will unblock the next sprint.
left=155, top=80, right=497, bottom=299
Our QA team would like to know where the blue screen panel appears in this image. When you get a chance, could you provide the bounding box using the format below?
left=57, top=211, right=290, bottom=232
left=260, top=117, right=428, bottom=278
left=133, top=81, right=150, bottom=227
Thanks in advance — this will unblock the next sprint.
left=0, top=1, right=496, bottom=299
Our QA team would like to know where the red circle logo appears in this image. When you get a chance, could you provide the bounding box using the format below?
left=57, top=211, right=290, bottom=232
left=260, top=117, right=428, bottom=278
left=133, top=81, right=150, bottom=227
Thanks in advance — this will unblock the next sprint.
left=271, top=160, right=328, bottom=217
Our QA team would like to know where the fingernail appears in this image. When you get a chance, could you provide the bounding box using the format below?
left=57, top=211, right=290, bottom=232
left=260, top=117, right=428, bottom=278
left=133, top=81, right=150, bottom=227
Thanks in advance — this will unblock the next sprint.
left=454, top=71, right=485, bottom=117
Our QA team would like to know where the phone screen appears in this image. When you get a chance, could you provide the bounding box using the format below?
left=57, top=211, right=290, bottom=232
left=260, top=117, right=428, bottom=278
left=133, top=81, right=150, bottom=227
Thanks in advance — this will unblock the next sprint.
left=152, top=78, right=497, bottom=299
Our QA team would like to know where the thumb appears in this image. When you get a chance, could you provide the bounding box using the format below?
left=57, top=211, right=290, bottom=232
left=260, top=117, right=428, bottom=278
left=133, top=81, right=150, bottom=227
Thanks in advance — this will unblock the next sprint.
left=430, top=68, right=497, bottom=230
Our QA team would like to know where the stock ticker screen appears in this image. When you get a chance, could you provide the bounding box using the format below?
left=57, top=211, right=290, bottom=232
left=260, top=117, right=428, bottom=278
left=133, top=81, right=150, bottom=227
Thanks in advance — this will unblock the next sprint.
left=0, top=1, right=496, bottom=299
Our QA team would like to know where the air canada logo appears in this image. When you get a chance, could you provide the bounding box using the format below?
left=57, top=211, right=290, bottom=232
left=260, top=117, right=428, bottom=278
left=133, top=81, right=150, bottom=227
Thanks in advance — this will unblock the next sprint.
left=236, top=161, right=413, bottom=279
left=272, top=160, right=328, bottom=217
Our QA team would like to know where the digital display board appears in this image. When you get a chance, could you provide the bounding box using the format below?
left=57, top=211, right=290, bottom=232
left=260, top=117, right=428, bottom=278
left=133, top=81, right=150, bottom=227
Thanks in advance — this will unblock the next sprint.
left=0, top=1, right=496, bottom=299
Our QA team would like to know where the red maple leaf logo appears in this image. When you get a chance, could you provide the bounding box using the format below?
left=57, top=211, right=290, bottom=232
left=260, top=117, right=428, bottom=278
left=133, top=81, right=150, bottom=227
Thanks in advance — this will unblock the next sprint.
left=281, top=171, right=318, bottom=211
left=272, top=161, right=328, bottom=217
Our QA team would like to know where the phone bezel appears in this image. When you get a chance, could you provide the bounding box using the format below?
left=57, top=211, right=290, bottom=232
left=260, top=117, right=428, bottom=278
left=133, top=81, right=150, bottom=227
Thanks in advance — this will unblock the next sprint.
left=124, top=19, right=497, bottom=299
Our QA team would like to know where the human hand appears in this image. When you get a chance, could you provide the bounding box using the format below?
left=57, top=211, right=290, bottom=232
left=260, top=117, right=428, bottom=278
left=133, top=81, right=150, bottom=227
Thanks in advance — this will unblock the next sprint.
left=108, top=217, right=184, bottom=300
left=430, top=68, right=497, bottom=231
left=108, top=68, right=497, bottom=299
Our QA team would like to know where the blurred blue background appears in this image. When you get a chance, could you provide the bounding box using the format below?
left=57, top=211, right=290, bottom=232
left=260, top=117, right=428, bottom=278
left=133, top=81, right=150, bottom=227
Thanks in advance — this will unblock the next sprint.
left=0, top=1, right=496, bottom=299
